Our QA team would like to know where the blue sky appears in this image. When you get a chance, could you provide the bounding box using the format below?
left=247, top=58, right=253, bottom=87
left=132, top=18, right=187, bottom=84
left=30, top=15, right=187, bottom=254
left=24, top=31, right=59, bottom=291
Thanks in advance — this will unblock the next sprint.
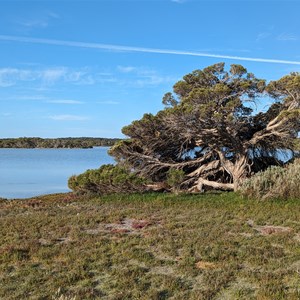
left=1, top=0, right=300, bottom=138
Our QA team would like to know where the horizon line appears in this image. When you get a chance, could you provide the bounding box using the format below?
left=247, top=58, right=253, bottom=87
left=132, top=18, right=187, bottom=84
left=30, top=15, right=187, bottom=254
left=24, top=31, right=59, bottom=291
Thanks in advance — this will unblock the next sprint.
left=1, top=34, right=300, bottom=65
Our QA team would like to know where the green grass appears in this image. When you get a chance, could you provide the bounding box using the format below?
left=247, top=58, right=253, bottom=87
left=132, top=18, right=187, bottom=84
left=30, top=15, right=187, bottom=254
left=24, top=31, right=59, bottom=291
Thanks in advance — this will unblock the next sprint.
left=1, top=192, right=300, bottom=299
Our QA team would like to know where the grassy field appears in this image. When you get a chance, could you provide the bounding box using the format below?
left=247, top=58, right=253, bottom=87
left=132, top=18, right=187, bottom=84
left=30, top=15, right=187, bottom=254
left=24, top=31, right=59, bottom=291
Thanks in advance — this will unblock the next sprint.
left=1, top=192, right=300, bottom=299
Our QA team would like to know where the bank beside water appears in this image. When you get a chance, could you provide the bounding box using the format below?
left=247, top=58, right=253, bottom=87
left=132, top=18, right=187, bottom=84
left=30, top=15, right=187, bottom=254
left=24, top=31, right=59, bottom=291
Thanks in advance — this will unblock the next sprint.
left=0, top=137, right=121, bottom=148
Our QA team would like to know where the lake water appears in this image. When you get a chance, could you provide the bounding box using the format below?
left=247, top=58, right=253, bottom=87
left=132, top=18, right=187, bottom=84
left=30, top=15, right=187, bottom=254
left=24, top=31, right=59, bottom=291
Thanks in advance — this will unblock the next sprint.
left=0, top=147, right=114, bottom=199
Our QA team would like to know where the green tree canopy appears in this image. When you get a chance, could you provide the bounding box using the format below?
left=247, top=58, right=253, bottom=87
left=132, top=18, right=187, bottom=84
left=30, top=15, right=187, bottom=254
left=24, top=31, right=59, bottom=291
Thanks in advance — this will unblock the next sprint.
left=109, top=63, right=299, bottom=192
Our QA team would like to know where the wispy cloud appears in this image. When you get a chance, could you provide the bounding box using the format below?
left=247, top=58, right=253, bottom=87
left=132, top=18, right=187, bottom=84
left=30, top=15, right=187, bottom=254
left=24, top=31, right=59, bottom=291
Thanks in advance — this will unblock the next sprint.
left=277, top=33, right=298, bottom=41
left=134, top=75, right=174, bottom=87
left=49, top=114, right=89, bottom=121
left=0, top=66, right=97, bottom=87
left=18, top=19, right=49, bottom=29
left=46, top=99, right=84, bottom=104
left=15, top=95, right=47, bottom=101
left=171, top=0, right=187, bottom=3
left=97, top=101, right=120, bottom=105
left=117, top=65, right=183, bottom=87
left=134, top=71, right=174, bottom=87
left=256, top=32, right=272, bottom=42
left=0, top=35, right=300, bottom=65
left=16, top=11, right=60, bottom=30
left=41, top=67, right=67, bottom=84
left=117, top=66, right=136, bottom=73
left=4, top=95, right=84, bottom=105
left=0, top=68, right=36, bottom=87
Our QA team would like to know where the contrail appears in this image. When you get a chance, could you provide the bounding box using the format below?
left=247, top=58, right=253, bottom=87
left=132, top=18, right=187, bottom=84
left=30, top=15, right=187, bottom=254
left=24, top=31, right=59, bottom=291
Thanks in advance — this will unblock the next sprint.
left=1, top=34, right=300, bottom=65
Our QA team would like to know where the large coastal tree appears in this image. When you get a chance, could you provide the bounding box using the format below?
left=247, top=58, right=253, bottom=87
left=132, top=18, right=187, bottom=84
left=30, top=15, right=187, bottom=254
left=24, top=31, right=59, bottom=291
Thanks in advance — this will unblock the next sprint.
left=109, top=63, right=300, bottom=192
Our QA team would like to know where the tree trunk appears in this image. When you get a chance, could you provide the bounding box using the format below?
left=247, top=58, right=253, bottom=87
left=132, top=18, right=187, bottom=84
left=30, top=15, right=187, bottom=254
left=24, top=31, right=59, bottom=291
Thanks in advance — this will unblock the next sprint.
left=196, top=178, right=234, bottom=191
left=231, top=155, right=248, bottom=191
left=216, top=150, right=248, bottom=192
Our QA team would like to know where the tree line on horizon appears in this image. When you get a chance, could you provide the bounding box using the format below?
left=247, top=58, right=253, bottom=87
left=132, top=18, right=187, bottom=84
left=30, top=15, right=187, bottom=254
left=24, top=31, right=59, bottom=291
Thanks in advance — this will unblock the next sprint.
left=66, top=63, right=299, bottom=198
left=0, top=137, right=121, bottom=149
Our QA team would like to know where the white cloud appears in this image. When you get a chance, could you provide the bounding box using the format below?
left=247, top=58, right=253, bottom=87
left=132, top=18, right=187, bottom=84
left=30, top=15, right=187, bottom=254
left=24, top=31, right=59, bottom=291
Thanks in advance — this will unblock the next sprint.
left=97, top=101, right=120, bottom=105
left=171, top=0, right=187, bottom=3
left=116, top=66, right=176, bottom=87
left=0, top=66, right=98, bottom=87
left=10, top=95, right=47, bottom=101
left=256, top=32, right=272, bottom=42
left=16, top=11, right=60, bottom=30
left=1, top=35, right=300, bottom=65
left=277, top=33, right=298, bottom=41
left=41, top=67, right=67, bottom=84
left=74, top=74, right=96, bottom=85
left=49, top=114, right=90, bottom=121
left=134, top=74, right=174, bottom=87
left=46, top=99, right=84, bottom=104
left=18, top=19, right=49, bottom=29
left=6, top=95, right=84, bottom=104
left=117, top=66, right=136, bottom=73
left=0, top=68, right=37, bottom=87
left=66, top=71, right=84, bottom=82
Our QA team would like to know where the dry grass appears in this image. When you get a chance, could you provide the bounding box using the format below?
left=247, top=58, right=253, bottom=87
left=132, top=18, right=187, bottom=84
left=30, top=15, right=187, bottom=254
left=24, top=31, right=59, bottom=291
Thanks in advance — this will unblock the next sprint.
left=1, top=192, right=300, bottom=299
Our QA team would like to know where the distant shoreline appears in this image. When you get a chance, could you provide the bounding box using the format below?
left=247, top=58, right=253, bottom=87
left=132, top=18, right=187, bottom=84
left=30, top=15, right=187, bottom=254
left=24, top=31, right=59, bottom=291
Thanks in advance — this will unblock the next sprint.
left=0, top=137, right=122, bottom=149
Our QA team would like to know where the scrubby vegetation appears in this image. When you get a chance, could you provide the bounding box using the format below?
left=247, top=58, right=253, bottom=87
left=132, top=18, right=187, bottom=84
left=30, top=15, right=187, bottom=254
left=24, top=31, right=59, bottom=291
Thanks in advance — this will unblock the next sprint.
left=0, top=137, right=121, bottom=148
left=166, top=169, right=185, bottom=193
left=240, top=159, right=300, bottom=200
left=68, top=164, right=147, bottom=195
left=1, top=192, right=300, bottom=299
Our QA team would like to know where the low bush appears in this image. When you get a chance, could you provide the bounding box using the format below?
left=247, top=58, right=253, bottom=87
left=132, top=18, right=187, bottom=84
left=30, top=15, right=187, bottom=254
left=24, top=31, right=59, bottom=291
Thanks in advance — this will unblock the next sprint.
left=239, top=159, right=300, bottom=200
left=166, top=168, right=185, bottom=193
left=68, top=164, right=147, bottom=195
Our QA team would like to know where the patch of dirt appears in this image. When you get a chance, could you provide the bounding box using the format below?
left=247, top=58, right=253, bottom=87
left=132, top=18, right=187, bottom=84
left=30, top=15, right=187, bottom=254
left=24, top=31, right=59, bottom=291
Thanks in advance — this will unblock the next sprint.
left=106, top=218, right=151, bottom=232
left=293, top=233, right=300, bottom=242
left=257, top=226, right=292, bottom=235
left=246, top=219, right=293, bottom=235
left=85, top=228, right=107, bottom=235
left=195, top=261, right=218, bottom=270
left=85, top=218, right=156, bottom=236
left=55, top=237, right=73, bottom=245
left=38, top=238, right=52, bottom=246
left=38, top=236, right=73, bottom=246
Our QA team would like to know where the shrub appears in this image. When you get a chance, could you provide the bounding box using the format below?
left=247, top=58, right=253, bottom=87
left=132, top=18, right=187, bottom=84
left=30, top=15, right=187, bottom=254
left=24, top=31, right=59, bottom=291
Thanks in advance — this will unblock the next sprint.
left=239, top=159, right=300, bottom=200
left=166, top=169, right=185, bottom=192
left=68, top=164, right=147, bottom=195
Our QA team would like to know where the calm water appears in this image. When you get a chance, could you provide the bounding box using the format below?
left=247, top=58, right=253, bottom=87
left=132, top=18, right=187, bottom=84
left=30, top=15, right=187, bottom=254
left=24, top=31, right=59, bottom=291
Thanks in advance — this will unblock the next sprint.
left=0, top=147, right=114, bottom=199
